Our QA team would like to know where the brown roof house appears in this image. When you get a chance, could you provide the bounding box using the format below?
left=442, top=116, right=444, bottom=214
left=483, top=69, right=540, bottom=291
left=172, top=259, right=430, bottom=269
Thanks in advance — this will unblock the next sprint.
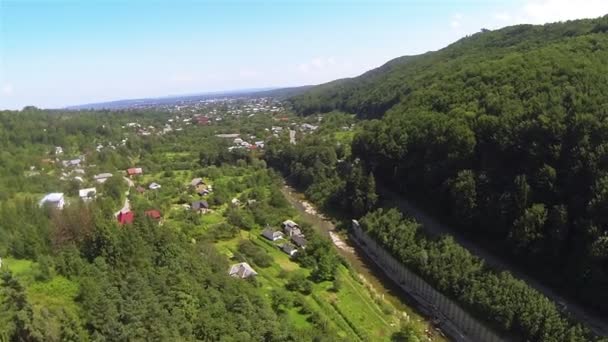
left=191, top=200, right=209, bottom=213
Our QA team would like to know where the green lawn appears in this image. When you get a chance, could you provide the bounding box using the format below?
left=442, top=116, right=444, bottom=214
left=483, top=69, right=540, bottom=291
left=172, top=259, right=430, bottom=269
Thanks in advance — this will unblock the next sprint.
left=138, top=165, right=405, bottom=341
left=28, top=275, right=80, bottom=313
left=3, top=257, right=35, bottom=279
left=2, top=257, right=81, bottom=337
left=320, top=267, right=398, bottom=341
left=212, top=229, right=400, bottom=341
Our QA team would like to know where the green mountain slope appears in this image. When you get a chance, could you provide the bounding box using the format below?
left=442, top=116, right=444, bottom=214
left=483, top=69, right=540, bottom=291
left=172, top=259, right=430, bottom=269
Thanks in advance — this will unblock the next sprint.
left=290, top=15, right=608, bottom=119
left=289, top=15, right=608, bottom=320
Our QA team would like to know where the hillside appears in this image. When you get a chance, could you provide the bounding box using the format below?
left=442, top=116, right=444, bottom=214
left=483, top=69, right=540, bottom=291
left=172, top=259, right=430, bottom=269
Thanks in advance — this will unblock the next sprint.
left=289, top=15, right=608, bottom=119
left=288, top=16, right=608, bottom=320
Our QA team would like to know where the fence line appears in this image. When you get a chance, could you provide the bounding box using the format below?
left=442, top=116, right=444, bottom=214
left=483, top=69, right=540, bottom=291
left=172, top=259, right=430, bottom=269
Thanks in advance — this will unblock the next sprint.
left=350, top=220, right=508, bottom=342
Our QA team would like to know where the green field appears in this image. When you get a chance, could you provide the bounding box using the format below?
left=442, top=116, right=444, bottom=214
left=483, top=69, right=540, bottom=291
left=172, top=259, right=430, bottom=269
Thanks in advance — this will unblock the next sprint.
left=214, top=229, right=402, bottom=341
left=1, top=257, right=81, bottom=337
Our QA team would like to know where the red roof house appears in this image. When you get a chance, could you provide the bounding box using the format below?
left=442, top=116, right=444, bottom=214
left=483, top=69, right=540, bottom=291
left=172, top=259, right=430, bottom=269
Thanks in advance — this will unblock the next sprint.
left=127, top=167, right=143, bottom=176
left=117, top=211, right=134, bottom=225
left=144, top=210, right=162, bottom=220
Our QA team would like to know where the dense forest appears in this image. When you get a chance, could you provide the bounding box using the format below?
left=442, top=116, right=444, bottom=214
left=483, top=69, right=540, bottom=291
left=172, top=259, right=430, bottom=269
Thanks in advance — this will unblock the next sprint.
left=263, top=116, right=608, bottom=341
left=288, top=16, right=608, bottom=318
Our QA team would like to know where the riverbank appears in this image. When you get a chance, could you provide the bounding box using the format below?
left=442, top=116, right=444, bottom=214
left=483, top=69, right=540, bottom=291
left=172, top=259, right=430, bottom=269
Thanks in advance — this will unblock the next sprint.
left=281, top=185, right=447, bottom=341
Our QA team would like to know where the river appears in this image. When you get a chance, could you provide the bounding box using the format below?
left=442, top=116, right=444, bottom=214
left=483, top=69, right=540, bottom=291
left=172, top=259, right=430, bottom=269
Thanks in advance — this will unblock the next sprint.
left=281, top=185, right=447, bottom=341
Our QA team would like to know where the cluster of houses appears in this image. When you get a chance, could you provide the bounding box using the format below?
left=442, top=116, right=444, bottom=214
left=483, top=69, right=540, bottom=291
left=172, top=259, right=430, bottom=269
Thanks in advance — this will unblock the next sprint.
left=40, top=166, right=144, bottom=213
left=189, top=177, right=211, bottom=213
left=228, top=137, right=265, bottom=151
left=262, top=219, right=307, bottom=257
left=229, top=220, right=308, bottom=280
left=39, top=187, right=96, bottom=209
left=215, top=133, right=264, bottom=152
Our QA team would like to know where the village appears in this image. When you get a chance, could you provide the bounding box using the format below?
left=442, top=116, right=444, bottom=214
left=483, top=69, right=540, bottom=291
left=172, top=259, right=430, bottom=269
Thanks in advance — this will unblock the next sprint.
left=2, top=100, right=433, bottom=341
left=38, top=153, right=315, bottom=279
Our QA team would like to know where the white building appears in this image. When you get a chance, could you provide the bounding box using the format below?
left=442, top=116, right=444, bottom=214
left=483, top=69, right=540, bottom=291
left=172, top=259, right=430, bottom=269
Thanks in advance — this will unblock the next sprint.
left=79, top=188, right=97, bottom=202
left=229, top=262, right=257, bottom=279
left=149, top=182, right=162, bottom=190
left=94, top=173, right=113, bottom=184
left=39, top=193, right=65, bottom=210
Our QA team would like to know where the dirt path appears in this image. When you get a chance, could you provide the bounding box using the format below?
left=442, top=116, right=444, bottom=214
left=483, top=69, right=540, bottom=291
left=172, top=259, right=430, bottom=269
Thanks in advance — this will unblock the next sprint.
left=289, top=129, right=296, bottom=144
left=114, top=177, right=134, bottom=216
left=378, top=184, right=608, bottom=337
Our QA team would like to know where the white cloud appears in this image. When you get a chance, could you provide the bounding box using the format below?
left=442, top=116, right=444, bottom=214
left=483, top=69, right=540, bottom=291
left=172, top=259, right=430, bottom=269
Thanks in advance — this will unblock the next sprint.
left=1, top=83, right=13, bottom=96
left=522, top=0, right=608, bottom=24
left=297, top=56, right=340, bottom=74
left=448, top=0, right=607, bottom=39
left=451, top=13, right=463, bottom=29
left=494, top=12, right=513, bottom=22
left=484, top=0, right=608, bottom=30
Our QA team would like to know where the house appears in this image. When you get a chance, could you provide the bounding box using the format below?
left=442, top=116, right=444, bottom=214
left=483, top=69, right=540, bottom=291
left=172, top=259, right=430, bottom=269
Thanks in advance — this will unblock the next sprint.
left=292, top=235, right=308, bottom=248
left=281, top=243, right=298, bottom=257
left=149, top=182, right=162, bottom=190
left=79, top=187, right=96, bottom=202
left=117, top=211, right=134, bottom=225
left=301, top=123, right=319, bottom=131
left=190, top=177, right=205, bottom=187
left=196, top=116, right=210, bottom=125
left=39, top=193, right=65, bottom=210
left=231, top=198, right=241, bottom=206
left=282, top=220, right=302, bottom=237
left=191, top=200, right=209, bottom=213
left=229, top=262, right=257, bottom=279
left=144, top=209, right=162, bottom=221
left=197, top=188, right=210, bottom=196
left=55, top=146, right=64, bottom=155
left=215, top=133, right=240, bottom=139
left=127, top=167, right=143, bottom=176
left=63, top=158, right=82, bottom=168
left=94, top=173, right=113, bottom=184
left=262, top=228, right=284, bottom=241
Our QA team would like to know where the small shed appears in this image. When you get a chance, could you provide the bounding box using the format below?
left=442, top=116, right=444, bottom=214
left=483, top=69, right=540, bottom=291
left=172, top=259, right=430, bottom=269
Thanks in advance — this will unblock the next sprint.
left=281, top=244, right=298, bottom=257
left=192, top=200, right=209, bottom=213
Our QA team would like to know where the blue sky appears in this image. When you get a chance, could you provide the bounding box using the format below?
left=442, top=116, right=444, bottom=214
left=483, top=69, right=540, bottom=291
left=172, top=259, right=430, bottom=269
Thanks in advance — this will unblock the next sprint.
left=1, top=0, right=607, bottom=109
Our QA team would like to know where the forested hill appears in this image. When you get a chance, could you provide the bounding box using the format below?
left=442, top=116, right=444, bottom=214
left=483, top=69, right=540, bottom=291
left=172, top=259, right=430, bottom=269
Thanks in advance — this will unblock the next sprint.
left=288, top=15, right=608, bottom=321
left=288, top=15, right=608, bottom=119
